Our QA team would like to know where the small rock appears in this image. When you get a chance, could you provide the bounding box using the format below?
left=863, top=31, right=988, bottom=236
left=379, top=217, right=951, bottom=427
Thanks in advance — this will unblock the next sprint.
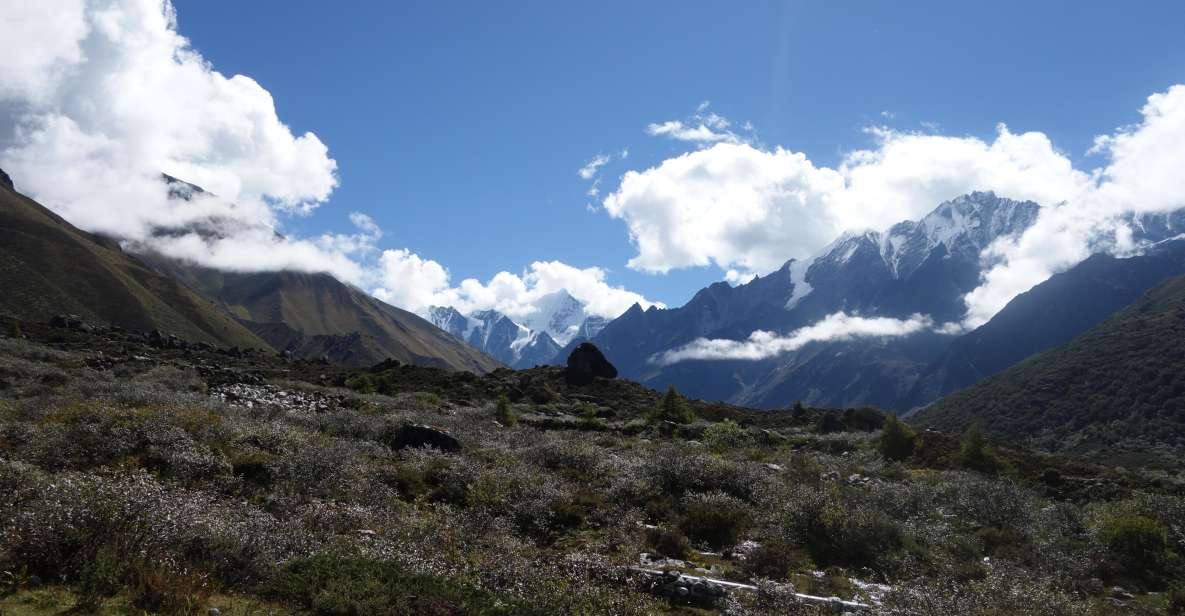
left=208, top=609, right=221, bottom=616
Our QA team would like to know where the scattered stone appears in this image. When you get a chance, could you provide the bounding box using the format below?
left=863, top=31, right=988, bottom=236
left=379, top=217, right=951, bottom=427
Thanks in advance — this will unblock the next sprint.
left=390, top=422, right=462, bottom=453
left=650, top=571, right=727, bottom=608
left=1110, top=586, right=1134, bottom=600
left=821, top=470, right=841, bottom=482
left=208, top=608, right=221, bottom=616
left=764, top=463, right=784, bottom=472
left=564, top=342, right=617, bottom=385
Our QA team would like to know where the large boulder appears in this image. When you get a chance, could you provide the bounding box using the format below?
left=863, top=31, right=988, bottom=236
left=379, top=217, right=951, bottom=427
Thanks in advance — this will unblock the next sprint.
left=565, top=342, right=617, bottom=385
left=389, top=423, right=462, bottom=453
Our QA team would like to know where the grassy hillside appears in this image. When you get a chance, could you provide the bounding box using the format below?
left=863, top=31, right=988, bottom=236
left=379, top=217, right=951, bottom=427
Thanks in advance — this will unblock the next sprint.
left=915, top=273, right=1185, bottom=468
left=143, top=260, right=501, bottom=372
left=0, top=181, right=268, bottom=350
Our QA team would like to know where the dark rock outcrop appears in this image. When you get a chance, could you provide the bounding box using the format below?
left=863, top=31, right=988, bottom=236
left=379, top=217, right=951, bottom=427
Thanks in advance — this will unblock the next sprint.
left=389, top=423, right=462, bottom=453
left=0, top=167, right=12, bottom=190
left=565, top=342, right=617, bottom=385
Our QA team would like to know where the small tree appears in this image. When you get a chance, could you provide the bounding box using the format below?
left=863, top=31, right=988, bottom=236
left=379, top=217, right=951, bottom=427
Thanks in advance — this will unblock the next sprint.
left=878, top=414, right=917, bottom=461
left=960, top=422, right=1000, bottom=473
left=4, top=319, right=20, bottom=339
left=654, top=385, right=694, bottom=424
left=494, top=394, right=517, bottom=426
left=791, top=400, right=807, bottom=420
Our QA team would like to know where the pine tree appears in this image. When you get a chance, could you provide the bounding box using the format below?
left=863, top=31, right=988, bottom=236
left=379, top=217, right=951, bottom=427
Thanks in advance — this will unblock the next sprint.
left=960, top=422, right=1000, bottom=472
left=494, top=394, right=517, bottom=426
left=878, top=414, right=917, bottom=461
left=654, top=385, right=694, bottom=424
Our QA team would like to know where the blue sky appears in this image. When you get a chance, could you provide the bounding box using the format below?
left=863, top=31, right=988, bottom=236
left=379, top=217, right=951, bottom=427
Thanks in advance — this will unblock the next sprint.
left=170, top=1, right=1185, bottom=306
left=4, top=1, right=1184, bottom=319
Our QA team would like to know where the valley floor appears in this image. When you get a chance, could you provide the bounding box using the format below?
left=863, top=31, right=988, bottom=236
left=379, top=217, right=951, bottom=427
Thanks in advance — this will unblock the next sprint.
left=0, top=318, right=1183, bottom=615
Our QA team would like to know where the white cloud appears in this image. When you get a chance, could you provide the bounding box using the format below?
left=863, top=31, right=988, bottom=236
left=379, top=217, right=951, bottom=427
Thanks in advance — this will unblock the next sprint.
left=652, top=312, right=953, bottom=365
left=646, top=120, right=739, bottom=144
left=372, top=255, right=662, bottom=320
left=645, top=102, right=746, bottom=145
left=0, top=0, right=342, bottom=276
left=604, top=126, right=1090, bottom=275
left=578, top=154, right=611, bottom=179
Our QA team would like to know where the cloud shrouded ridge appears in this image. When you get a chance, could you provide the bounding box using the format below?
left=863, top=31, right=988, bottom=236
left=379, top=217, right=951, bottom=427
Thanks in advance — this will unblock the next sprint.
left=652, top=312, right=959, bottom=366
left=0, top=0, right=658, bottom=322
left=0, top=0, right=347, bottom=277
left=604, top=87, right=1185, bottom=328
left=372, top=254, right=662, bottom=321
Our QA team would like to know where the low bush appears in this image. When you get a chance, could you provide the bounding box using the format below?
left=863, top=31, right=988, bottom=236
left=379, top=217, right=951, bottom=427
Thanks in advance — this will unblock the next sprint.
left=678, top=491, right=753, bottom=551
left=1095, top=514, right=1176, bottom=586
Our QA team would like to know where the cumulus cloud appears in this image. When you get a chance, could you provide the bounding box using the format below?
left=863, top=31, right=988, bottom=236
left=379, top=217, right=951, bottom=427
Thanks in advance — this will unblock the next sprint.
left=0, top=0, right=345, bottom=276
left=605, top=86, right=1185, bottom=326
left=652, top=312, right=954, bottom=365
left=372, top=255, right=662, bottom=320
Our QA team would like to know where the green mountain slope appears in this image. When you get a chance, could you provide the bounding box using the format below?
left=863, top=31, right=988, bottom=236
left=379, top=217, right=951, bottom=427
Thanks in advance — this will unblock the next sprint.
left=143, top=259, right=501, bottom=372
left=0, top=174, right=268, bottom=349
left=914, top=273, right=1185, bottom=468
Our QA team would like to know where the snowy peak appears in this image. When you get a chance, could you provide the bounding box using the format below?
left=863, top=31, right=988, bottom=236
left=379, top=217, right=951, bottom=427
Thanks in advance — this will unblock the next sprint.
left=518, top=290, right=589, bottom=346
left=879, top=192, right=1040, bottom=278
left=428, top=291, right=613, bottom=368
left=806, top=192, right=1040, bottom=284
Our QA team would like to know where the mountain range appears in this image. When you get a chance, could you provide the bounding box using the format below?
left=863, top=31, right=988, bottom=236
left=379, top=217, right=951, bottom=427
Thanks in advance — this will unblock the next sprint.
left=558, top=192, right=1185, bottom=412
left=428, top=290, right=608, bottom=368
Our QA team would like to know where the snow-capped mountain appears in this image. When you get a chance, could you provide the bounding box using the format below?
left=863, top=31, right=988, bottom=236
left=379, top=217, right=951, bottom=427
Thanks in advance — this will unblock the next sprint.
left=516, top=290, right=596, bottom=347
left=569, top=191, right=1177, bottom=410
left=428, top=291, right=607, bottom=368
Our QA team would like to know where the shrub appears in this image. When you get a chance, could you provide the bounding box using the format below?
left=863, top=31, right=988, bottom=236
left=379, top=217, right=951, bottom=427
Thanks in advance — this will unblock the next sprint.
left=802, top=500, right=903, bottom=570
left=646, top=526, right=690, bottom=559
left=678, top=492, right=753, bottom=550
left=702, top=419, right=752, bottom=452
left=741, top=539, right=809, bottom=581
left=842, top=407, right=885, bottom=432
left=495, top=394, right=518, bottom=426
left=1095, top=514, right=1175, bottom=586
left=878, top=414, right=917, bottom=461
left=815, top=412, right=845, bottom=434
left=653, top=386, right=694, bottom=424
